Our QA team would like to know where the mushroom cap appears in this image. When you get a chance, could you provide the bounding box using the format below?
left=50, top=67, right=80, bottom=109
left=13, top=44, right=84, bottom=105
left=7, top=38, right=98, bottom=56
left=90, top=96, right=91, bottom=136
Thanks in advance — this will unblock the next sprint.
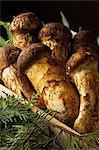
left=0, top=46, right=21, bottom=71
left=38, top=22, right=72, bottom=43
left=17, top=43, right=52, bottom=72
left=72, top=29, right=98, bottom=52
left=10, top=12, right=42, bottom=34
left=66, top=51, right=96, bottom=74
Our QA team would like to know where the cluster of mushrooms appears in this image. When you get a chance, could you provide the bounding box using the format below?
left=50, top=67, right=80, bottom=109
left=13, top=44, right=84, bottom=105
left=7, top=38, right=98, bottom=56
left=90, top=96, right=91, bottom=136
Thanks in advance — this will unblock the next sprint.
left=0, top=12, right=99, bottom=134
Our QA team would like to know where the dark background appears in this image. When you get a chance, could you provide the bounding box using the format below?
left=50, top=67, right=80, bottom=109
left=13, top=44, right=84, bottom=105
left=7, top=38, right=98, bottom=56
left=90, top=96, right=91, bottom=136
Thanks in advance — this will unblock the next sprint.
left=1, top=1, right=99, bottom=36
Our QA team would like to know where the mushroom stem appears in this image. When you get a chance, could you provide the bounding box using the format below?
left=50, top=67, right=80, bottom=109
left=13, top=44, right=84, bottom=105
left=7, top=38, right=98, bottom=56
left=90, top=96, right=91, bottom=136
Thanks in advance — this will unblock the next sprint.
left=66, top=52, right=99, bottom=133
left=0, top=46, right=35, bottom=100
left=13, top=33, right=37, bottom=49
left=74, top=63, right=98, bottom=133
left=1, top=65, right=35, bottom=100
left=66, top=29, right=99, bottom=133
left=38, top=22, right=72, bottom=66
left=17, top=43, right=79, bottom=126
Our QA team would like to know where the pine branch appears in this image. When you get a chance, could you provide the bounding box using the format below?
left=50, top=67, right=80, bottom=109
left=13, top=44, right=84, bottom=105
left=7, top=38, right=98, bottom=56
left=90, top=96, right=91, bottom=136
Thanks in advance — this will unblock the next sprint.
left=0, top=36, right=6, bottom=46
left=60, top=11, right=69, bottom=28
left=22, top=129, right=35, bottom=144
left=0, top=21, right=13, bottom=46
left=0, top=95, right=60, bottom=150
left=0, top=90, right=99, bottom=150
left=0, top=37, right=13, bottom=46
left=0, top=21, right=12, bottom=39
left=31, top=106, right=99, bottom=150
left=49, top=120, right=99, bottom=150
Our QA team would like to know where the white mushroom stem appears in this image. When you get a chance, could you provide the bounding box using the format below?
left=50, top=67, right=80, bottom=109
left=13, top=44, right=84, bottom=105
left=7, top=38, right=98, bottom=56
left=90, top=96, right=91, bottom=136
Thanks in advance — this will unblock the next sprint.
left=43, top=39, right=68, bottom=64
left=1, top=65, right=35, bottom=100
left=13, top=33, right=37, bottom=49
left=69, top=60, right=99, bottom=133
left=25, top=56, right=79, bottom=124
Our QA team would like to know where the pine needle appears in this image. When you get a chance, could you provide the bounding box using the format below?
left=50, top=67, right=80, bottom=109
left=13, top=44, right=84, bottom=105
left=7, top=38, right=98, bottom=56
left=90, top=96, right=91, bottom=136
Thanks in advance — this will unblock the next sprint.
left=0, top=95, right=60, bottom=150
left=60, top=11, right=69, bottom=28
left=97, top=36, right=99, bottom=46
left=0, top=36, right=6, bottom=46
left=0, top=21, right=12, bottom=39
left=0, top=21, right=13, bottom=46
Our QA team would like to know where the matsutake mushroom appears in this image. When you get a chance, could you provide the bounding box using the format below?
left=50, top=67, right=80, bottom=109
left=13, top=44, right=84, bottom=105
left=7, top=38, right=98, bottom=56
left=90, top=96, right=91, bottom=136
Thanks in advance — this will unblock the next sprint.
left=38, top=22, right=72, bottom=66
left=10, top=12, right=42, bottom=49
left=66, top=51, right=99, bottom=133
left=72, top=29, right=99, bottom=67
left=72, top=29, right=98, bottom=54
left=0, top=46, right=35, bottom=99
left=17, top=43, right=79, bottom=126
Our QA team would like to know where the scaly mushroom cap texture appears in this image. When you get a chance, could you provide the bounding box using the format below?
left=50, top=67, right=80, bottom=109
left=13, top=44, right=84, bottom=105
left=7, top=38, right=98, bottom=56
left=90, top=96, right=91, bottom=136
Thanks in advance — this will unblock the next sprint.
left=10, top=12, right=42, bottom=34
left=0, top=46, right=21, bottom=72
left=66, top=51, right=97, bottom=75
left=0, top=46, right=35, bottom=100
left=38, top=22, right=72, bottom=43
left=38, top=22, right=72, bottom=64
left=72, top=29, right=98, bottom=53
left=17, top=43, right=52, bottom=73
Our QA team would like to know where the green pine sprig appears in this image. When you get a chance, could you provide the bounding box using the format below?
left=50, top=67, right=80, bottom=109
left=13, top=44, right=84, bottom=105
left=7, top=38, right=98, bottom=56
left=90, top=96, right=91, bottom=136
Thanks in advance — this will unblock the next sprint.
left=0, top=21, right=12, bottom=39
left=0, top=21, right=13, bottom=46
left=97, top=36, right=99, bottom=46
left=0, top=94, right=99, bottom=150
left=0, top=95, right=60, bottom=150
left=60, top=11, right=69, bottom=28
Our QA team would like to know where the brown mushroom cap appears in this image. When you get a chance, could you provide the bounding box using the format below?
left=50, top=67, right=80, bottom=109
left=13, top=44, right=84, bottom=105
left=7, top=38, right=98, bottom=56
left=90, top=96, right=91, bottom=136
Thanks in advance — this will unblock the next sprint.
left=72, top=29, right=98, bottom=52
left=17, top=43, right=52, bottom=72
left=0, top=46, right=21, bottom=72
left=10, top=12, right=42, bottom=34
left=66, top=51, right=96, bottom=74
left=38, top=22, right=72, bottom=43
